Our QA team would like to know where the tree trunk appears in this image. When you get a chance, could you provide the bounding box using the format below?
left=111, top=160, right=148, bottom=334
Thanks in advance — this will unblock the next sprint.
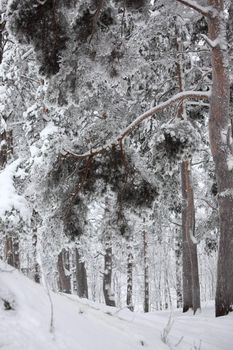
left=126, top=240, right=134, bottom=311
left=75, top=247, right=88, bottom=298
left=175, top=30, right=200, bottom=313
left=57, top=249, right=71, bottom=294
left=181, top=161, right=200, bottom=313
left=0, top=130, right=13, bottom=168
left=143, top=230, right=149, bottom=313
left=103, top=237, right=116, bottom=307
left=207, top=0, right=233, bottom=317
left=175, top=237, right=183, bottom=308
left=4, top=235, right=20, bottom=269
left=32, top=233, right=40, bottom=283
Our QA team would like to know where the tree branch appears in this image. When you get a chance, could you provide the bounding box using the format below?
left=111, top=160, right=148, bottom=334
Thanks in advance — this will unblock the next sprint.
left=65, top=90, right=210, bottom=159
left=176, top=0, right=215, bottom=18
left=200, top=34, right=219, bottom=48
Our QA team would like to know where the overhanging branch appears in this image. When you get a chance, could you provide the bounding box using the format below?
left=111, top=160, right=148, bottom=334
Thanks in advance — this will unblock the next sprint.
left=65, top=90, right=210, bottom=159
left=176, top=0, right=215, bottom=18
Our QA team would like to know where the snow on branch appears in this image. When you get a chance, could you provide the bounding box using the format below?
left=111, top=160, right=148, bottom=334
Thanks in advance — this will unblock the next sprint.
left=36, top=0, right=48, bottom=4
left=200, top=34, right=219, bottom=48
left=65, top=91, right=210, bottom=159
left=176, top=0, right=216, bottom=17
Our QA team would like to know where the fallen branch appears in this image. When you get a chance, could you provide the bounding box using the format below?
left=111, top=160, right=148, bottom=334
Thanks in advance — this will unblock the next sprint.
left=65, top=90, right=210, bottom=159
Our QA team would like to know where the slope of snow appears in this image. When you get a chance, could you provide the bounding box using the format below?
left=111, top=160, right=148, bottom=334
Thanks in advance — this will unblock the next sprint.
left=0, top=262, right=232, bottom=350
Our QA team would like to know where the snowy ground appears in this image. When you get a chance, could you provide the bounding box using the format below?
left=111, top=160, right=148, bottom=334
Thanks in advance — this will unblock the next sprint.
left=0, top=263, right=232, bottom=350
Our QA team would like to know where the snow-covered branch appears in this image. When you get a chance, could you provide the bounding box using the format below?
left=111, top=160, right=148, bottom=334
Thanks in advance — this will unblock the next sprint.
left=176, top=0, right=215, bottom=18
left=201, top=34, right=219, bottom=48
left=36, top=0, right=48, bottom=4
left=65, top=91, right=210, bottom=159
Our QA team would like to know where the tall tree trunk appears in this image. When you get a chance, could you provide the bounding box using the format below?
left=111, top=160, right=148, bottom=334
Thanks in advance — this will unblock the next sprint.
left=126, top=238, right=134, bottom=311
left=176, top=31, right=200, bottom=313
left=176, top=0, right=233, bottom=319
left=181, top=161, right=200, bottom=313
left=143, top=230, right=149, bottom=313
left=57, top=248, right=71, bottom=294
left=207, top=0, right=233, bottom=317
left=4, top=235, right=20, bottom=269
left=175, top=237, right=183, bottom=308
left=103, top=236, right=116, bottom=307
left=0, top=130, right=13, bottom=168
left=32, top=233, right=40, bottom=283
left=75, top=247, right=88, bottom=298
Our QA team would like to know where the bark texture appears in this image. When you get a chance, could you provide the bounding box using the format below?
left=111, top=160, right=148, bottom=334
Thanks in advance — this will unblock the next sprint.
left=126, top=242, right=134, bottom=311
left=103, top=238, right=116, bottom=307
left=32, top=234, right=40, bottom=283
left=207, top=0, right=233, bottom=317
left=175, top=238, right=183, bottom=308
left=176, top=33, right=200, bottom=313
left=4, top=235, right=20, bottom=269
left=143, top=231, right=149, bottom=313
left=57, top=249, right=71, bottom=294
left=75, top=248, right=88, bottom=298
left=181, top=161, right=200, bottom=313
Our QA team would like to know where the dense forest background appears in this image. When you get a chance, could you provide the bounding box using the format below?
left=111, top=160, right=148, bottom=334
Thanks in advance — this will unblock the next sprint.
left=0, top=0, right=232, bottom=317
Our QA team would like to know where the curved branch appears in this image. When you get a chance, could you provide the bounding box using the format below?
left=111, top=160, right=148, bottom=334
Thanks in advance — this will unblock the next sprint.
left=176, top=0, right=215, bottom=18
left=65, top=90, right=210, bottom=159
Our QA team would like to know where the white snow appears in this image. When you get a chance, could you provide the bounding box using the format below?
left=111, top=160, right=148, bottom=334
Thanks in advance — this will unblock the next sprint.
left=0, top=262, right=232, bottom=350
left=40, top=122, right=58, bottom=139
left=227, top=154, right=233, bottom=171
left=0, top=160, right=31, bottom=222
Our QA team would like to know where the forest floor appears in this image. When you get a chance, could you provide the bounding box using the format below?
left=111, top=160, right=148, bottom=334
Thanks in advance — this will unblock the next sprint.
left=0, top=262, right=232, bottom=350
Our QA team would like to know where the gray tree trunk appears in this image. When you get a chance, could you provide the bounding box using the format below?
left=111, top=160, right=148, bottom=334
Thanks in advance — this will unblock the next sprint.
left=32, top=233, right=40, bottom=283
left=103, top=236, right=116, bottom=307
left=57, top=249, right=71, bottom=294
left=4, top=235, right=20, bottom=269
left=126, top=239, right=134, bottom=311
left=175, top=237, right=183, bottom=308
left=181, top=160, right=201, bottom=313
left=143, top=230, right=149, bottom=313
left=75, top=247, right=88, bottom=298
left=176, top=31, right=200, bottom=313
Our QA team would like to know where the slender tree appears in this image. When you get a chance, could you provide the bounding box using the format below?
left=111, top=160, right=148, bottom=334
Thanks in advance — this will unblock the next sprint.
left=176, top=0, right=233, bottom=317
left=57, top=249, right=71, bottom=294
left=103, top=234, right=116, bottom=307
left=176, top=28, right=201, bottom=313
left=75, top=247, right=88, bottom=298
left=143, top=230, right=149, bottom=313
left=126, top=235, right=134, bottom=311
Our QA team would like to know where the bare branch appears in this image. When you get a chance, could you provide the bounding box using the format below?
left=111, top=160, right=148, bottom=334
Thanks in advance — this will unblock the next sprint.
left=65, top=90, right=209, bottom=159
left=199, top=198, right=218, bottom=211
left=200, top=34, right=219, bottom=48
left=176, top=0, right=215, bottom=17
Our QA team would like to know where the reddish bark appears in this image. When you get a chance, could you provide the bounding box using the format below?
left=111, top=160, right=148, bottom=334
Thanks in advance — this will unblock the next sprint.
left=207, top=0, right=233, bottom=317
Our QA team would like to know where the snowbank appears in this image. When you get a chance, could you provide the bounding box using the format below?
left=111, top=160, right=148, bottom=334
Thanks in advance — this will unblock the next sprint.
left=0, top=263, right=232, bottom=350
